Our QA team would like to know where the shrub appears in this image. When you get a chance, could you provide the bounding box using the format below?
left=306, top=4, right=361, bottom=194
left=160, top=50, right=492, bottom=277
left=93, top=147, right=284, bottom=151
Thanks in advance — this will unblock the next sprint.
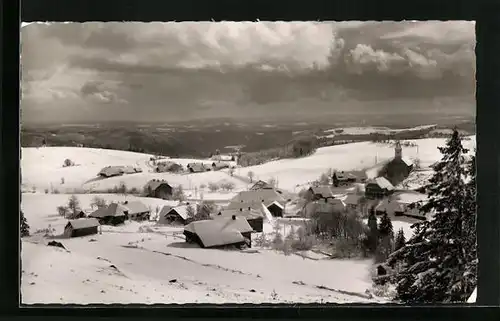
left=199, top=183, right=207, bottom=190
left=220, top=181, right=235, bottom=191
left=57, top=205, right=68, bottom=217
left=44, top=188, right=49, bottom=194
left=91, top=196, right=107, bottom=209
left=208, top=182, right=219, bottom=192
left=53, top=188, right=60, bottom=194
left=172, top=186, right=186, bottom=201
left=63, top=158, right=74, bottom=167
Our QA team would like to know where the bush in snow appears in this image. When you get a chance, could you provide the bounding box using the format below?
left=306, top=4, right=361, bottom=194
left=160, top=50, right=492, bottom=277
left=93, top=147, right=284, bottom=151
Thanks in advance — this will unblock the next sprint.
left=57, top=205, right=68, bottom=217
left=172, top=186, right=186, bottom=202
left=91, top=196, right=107, bottom=209
left=220, top=181, right=235, bottom=191
left=44, top=188, right=49, bottom=194
left=63, top=158, right=75, bottom=167
left=207, top=182, right=220, bottom=192
left=199, top=183, right=207, bottom=190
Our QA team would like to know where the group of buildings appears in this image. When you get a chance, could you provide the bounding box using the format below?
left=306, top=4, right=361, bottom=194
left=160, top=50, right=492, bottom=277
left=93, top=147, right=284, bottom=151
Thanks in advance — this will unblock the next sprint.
left=304, top=141, right=428, bottom=220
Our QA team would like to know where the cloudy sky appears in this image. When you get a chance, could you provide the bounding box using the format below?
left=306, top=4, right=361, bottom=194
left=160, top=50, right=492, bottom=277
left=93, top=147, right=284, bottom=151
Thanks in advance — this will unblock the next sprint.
left=21, top=21, right=476, bottom=123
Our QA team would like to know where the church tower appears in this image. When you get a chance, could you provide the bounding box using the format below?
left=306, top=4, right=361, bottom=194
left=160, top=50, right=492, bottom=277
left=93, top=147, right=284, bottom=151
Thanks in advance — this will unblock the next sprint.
left=395, top=140, right=402, bottom=160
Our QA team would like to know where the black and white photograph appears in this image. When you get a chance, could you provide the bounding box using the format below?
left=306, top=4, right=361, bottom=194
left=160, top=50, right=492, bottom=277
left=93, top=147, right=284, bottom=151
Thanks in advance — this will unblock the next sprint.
left=20, top=21, right=477, bottom=304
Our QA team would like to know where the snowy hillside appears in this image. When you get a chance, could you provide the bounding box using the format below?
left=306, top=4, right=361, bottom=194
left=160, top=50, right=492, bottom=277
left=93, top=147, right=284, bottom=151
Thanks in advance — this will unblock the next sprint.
left=238, top=136, right=476, bottom=191
left=22, top=136, right=475, bottom=196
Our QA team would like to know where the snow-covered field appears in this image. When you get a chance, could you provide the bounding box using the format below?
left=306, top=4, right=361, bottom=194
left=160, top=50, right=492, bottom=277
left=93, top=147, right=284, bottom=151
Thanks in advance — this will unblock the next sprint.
left=20, top=134, right=476, bottom=304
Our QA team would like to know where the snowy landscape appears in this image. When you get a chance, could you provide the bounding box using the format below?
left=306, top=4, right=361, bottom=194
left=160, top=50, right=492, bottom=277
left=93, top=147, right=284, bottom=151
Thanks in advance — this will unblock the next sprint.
left=21, top=21, right=477, bottom=305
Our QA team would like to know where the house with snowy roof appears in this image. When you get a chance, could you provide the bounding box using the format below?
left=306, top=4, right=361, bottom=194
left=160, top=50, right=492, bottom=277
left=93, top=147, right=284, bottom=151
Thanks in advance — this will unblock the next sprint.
left=88, top=203, right=127, bottom=225
left=215, top=208, right=264, bottom=232
left=227, top=189, right=287, bottom=217
left=308, top=185, right=335, bottom=202
left=143, top=179, right=173, bottom=199
left=122, top=200, right=150, bottom=221
left=365, top=177, right=395, bottom=199
left=183, top=216, right=253, bottom=248
left=64, top=218, right=100, bottom=238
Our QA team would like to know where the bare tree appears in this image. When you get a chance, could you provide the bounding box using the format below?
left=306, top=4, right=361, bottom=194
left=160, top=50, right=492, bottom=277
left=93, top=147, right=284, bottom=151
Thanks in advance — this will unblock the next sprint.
left=67, top=195, right=80, bottom=215
left=91, top=196, right=107, bottom=209
left=247, top=171, right=255, bottom=183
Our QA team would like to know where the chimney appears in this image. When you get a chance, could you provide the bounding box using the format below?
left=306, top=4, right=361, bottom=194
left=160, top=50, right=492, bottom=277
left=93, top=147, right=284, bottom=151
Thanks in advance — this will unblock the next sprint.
left=232, top=215, right=236, bottom=220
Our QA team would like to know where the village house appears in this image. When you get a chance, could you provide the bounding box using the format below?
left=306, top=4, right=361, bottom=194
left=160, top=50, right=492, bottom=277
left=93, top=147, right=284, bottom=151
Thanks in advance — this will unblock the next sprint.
left=88, top=202, right=127, bottom=225
left=156, top=161, right=183, bottom=173
left=332, top=170, right=368, bottom=187
left=211, top=162, right=230, bottom=171
left=97, top=166, right=125, bottom=178
left=378, top=141, right=414, bottom=186
left=64, top=218, right=100, bottom=238
left=226, top=189, right=287, bottom=217
left=66, top=208, right=87, bottom=220
left=216, top=208, right=264, bottom=232
left=157, top=205, right=174, bottom=225
left=183, top=216, right=254, bottom=249
left=250, top=180, right=274, bottom=191
left=211, top=154, right=235, bottom=162
left=374, top=191, right=428, bottom=220
left=160, top=204, right=193, bottom=225
left=122, top=166, right=142, bottom=174
left=308, top=186, right=335, bottom=202
left=187, top=163, right=210, bottom=173
left=143, top=179, right=173, bottom=199
left=344, top=193, right=363, bottom=210
left=122, top=200, right=150, bottom=221
left=365, top=177, right=395, bottom=199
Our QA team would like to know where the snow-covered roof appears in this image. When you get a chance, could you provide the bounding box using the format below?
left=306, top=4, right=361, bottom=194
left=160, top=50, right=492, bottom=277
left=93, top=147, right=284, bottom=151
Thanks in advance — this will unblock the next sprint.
left=249, top=180, right=274, bottom=191
left=310, top=186, right=335, bottom=198
left=144, top=179, right=171, bottom=191
left=89, top=203, right=128, bottom=218
left=217, top=208, right=264, bottom=220
left=368, top=177, right=395, bottom=191
left=231, top=189, right=286, bottom=205
left=267, top=200, right=284, bottom=209
left=66, top=218, right=100, bottom=230
left=98, top=166, right=125, bottom=176
left=184, top=217, right=253, bottom=248
left=123, top=201, right=150, bottom=215
left=401, top=157, right=413, bottom=167
left=165, top=205, right=193, bottom=220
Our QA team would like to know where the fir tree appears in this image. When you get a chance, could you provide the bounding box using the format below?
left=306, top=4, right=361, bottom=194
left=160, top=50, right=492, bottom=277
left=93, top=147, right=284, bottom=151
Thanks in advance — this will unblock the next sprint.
left=388, top=129, right=475, bottom=303
left=367, top=207, right=379, bottom=253
left=378, top=212, right=394, bottom=237
left=20, top=210, right=30, bottom=237
left=394, top=228, right=406, bottom=251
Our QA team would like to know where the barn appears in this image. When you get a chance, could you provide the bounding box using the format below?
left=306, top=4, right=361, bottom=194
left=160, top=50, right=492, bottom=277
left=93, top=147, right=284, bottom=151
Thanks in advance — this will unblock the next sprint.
left=226, top=189, right=286, bottom=218
left=216, top=208, right=264, bottom=232
left=365, top=177, right=395, bottom=199
left=64, top=218, right=100, bottom=238
left=187, top=163, right=209, bottom=173
left=211, top=162, right=230, bottom=171
left=308, top=186, right=335, bottom=202
left=88, top=203, right=127, bottom=225
left=161, top=205, right=192, bottom=225
left=183, top=216, right=253, bottom=249
left=122, top=200, right=150, bottom=221
left=249, top=180, right=274, bottom=191
left=97, top=166, right=125, bottom=178
left=144, top=179, right=173, bottom=199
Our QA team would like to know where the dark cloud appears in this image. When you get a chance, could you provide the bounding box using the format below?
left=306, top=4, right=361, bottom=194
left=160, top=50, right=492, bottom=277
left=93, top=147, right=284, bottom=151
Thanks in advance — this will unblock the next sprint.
left=20, top=21, right=476, bottom=123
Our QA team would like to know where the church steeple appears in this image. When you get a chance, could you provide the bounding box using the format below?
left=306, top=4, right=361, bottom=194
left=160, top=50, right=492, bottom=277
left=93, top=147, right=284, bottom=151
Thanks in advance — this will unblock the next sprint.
left=395, top=140, right=402, bottom=159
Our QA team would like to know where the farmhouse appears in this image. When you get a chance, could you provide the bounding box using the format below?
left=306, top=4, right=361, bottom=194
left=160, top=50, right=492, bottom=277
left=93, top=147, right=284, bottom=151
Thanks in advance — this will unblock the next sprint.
left=227, top=189, right=286, bottom=217
left=183, top=216, right=253, bottom=249
left=98, top=166, right=125, bottom=178
left=212, top=162, right=230, bottom=171
left=216, top=208, right=264, bottom=232
left=88, top=203, right=127, bottom=225
left=365, top=177, right=395, bottom=199
left=187, top=163, right=209, bottom=173
left=211, top=154, right=235, bottom=162
left=156, top=161, right=183, bottom=173
left=308, top=186, right=335, bottom=202
left=157, top=205, right=174, bottom=224
left=161, top=205, right=192, bottom=225
left=344, top=193, right=363, bottom=210
left=250, top=180, right=274, bottom=191
left=64, top=218, right=100, bottom=238
left=378, top=141, right=414, bottom=186
left=122, top=166, right=142, bottom=174
left=122, top=200, right=150, bottom=221
left=66, top=208, right=87, bottom=220
left=144, top=179, right=173, bottom=199
left=375, top=191, right=428, bottom=220
left=332, top=171, right=368, bottom=187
